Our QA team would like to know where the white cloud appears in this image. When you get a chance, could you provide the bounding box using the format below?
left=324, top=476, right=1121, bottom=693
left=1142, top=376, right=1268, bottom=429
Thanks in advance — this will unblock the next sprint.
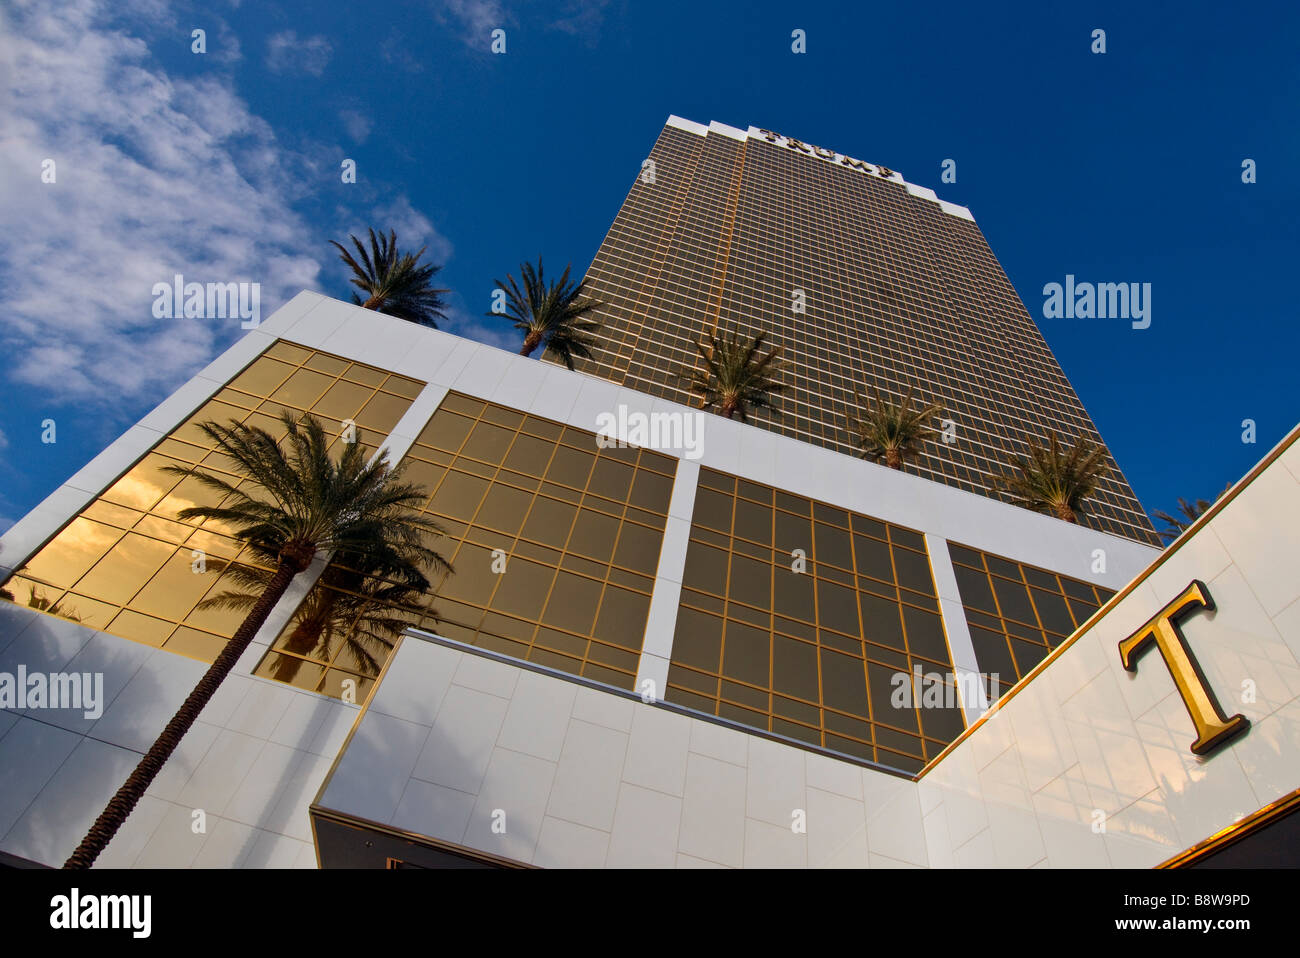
left=550, top=0, right=611, bottom=40
left=339, top=108, right=372, bottom=144
left=1, top=0, right=454, bottom=426
left=335, top=197, right=453, bottom=269
left=435, top=0, right=506, bottom=48
left=265, top=29, right=332, bottom=76
left=380, top=28, right=425, bottom=72
left=210, top=20, right=243, bottom=64
left=0, top=0, right=321, bottom=406
left=371, top=197, right=453, bottom=263
left=431, top=0, right=610, bottom=50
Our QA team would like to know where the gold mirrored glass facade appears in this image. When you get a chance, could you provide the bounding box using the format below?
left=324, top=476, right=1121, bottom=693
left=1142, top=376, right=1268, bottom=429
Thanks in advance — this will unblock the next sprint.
left=666, top=467, right=963, bottom=773
left=947, top=541, right=1116, bottom=697
left=0, top=341, right=423, bottom=662
left=572, top=120, right=1159, bottom=545
left=255, top=392, right=675, bottom=697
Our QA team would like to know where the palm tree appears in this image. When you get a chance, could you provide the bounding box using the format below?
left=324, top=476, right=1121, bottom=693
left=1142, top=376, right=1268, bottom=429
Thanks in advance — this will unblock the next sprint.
left=491, top=258, right=602, bottom=370
left=989, top=431, right=1110, bottom=524
left=687, top=328, right=787, bottom=422
left=1152, top=484, right=1232, bottom=543
left=63, top=412, right=451, bottom=869
left=331, top=228, right=449, bottom=328
left=850, top=386, right=945, bottom=470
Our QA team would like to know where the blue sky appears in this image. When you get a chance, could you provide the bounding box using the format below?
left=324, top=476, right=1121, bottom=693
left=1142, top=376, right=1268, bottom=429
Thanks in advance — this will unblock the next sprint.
left=1, top=0, right=1297, bottom=537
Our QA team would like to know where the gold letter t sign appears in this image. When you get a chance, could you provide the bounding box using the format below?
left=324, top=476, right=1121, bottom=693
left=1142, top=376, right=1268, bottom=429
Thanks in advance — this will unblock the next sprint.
left=1118, top=580, right=1249, bottom=756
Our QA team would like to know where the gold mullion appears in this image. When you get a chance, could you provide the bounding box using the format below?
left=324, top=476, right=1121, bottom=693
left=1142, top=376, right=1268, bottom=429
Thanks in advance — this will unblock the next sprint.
left=616, top=133, right=707, bottom=382
left=471, top=418, right=550, bottom=627
left=37, top=519, right=130, bottom=601
left=400, top=402, right=670, bottom=686
left=765, top=496, right=776, bottom=728
left=978, top=552, right=1023, bottom=687
left=577, top=453, right=637, bottom=642
left=702, top=139, right=747, bottom=338
left=714, top=484, right=738, bottom=718
left=1016, top=562, right=1057, bottom=657
left=844, top=515, right=878, bottom=758
left=486, top=434, right=561, bottom=665
left=168, top=554, right=247, bottom=642
left=807, top=510, right=829, bottom=751
left=559, top=442, right=616, bottom=677
left=95, top=541, right=185, bottom=633
left=998, top=566, right=1050, bottom=674
left=885, top=530, right=922, bottom=757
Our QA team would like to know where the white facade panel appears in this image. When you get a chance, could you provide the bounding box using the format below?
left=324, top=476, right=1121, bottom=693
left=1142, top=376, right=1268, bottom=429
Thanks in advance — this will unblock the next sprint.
left=0, top=601, right=356, bottom=866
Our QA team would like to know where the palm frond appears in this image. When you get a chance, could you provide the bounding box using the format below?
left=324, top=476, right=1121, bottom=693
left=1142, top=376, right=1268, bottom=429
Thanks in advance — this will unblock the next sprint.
left=490, top=256, right=603, bottom=367
left=685, top=328, right=787, bottom=422
left=331, top=228, right=449, bottom=328
left=1152, top=483, right=1232, bottom=542
left=213, top=547, right=435, bottom=679
left=989, top=431, right=1110, bottom=523
left=850, top=386, right=945, bottom=468
left=175, top=409, right=453, bottom=581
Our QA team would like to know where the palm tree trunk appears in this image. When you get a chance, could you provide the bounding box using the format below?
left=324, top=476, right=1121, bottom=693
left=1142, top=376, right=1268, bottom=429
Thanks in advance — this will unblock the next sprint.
left=362, top=294, right=386, bottom=311
left=720, top=398, right=737, bottom=419
left=885, top=448, right=902, bottom=470
left=63, top=559, right=302, bottom=869
left=1054, top=502, right=1077, bottom=523
left=520, top=330, right=543, bottom=357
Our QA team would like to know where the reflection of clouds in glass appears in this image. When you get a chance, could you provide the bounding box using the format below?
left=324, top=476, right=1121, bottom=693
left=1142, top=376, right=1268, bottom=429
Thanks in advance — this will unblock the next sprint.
left=76, top=534, right=174, bottom=605
left=18, top=517, right=120, bottom=589
left=62, top=517, right=123, bottom=560
left=103, top=461, right=175, bottom=512
left=156, top=476, right=239, bottom=536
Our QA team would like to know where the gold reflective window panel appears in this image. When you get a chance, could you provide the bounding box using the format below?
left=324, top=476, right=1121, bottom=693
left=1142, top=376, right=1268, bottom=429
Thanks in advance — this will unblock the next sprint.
left=568, top=121, right=1160, bottom=546
left=254, top=392, right=674, bottom=696
left=1, top=341, right=424, bottom=666
left=947, top=541, right=1116, bottom=698
left=667, top=467, right=961, bottom=774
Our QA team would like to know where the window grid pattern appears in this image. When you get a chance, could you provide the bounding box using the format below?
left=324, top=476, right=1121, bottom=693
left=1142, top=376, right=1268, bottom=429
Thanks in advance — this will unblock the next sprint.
left=948, top=541, right=1117, bottom=698
left=665, top=467, right=965, bottom=774
left=255, top=392, right=676, bottom=699
left=571, top=123, right=1159, bottom=546
left=1, top=341, right=423, bottom=664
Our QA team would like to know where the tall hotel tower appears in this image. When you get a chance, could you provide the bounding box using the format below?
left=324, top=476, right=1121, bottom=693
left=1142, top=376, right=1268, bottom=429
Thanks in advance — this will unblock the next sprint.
left=1, top=118, right=1294, bottom=870
left=572, top=116, right=1158, bottom=545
